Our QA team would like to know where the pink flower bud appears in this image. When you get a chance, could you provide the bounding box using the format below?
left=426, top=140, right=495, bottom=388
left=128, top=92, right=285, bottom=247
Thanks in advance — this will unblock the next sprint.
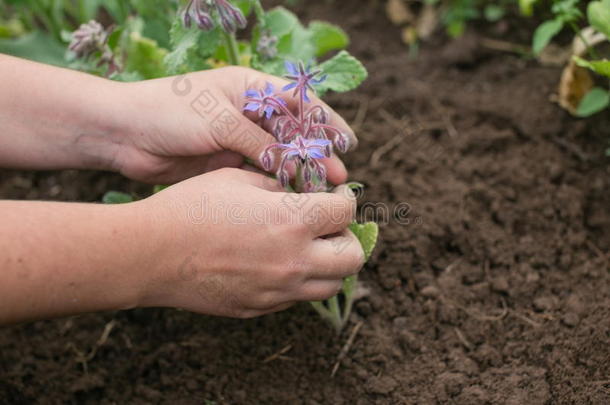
left=260, top=149, right=274, bottom=171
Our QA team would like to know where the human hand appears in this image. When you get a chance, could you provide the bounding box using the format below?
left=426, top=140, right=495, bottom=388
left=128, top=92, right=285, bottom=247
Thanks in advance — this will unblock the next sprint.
left=135, top=168, right=364, bottom=318
left=110, top=66, right=357, bottom=185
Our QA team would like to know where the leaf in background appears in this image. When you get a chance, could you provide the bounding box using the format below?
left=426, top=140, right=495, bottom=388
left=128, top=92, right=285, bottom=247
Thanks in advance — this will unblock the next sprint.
left=102, top=191, right=135, bottom=204
left=533, top=18, right=564, bottom=54
left=588, top=0, right=610, bottom=40
left=573, top=56, right=610, bottom=78
left=0, top=19, right=25, bottom=38
left=0, top=31, right=67, bottom=67
left=349, top=222, right=379, bottom=261
left=165, top=18, right=220, bottom=74
left=519, top=0, right=539, bottom=17
left=232, top=0, right=252, bottom=16
left=308, top=21, right=349, bottom=57
left=576, top=87, right=610, bottom=117
left=316, top=50, right=368, bottom=95
left=264, top=7, right=299, bottom=38
left=125, top=32, right=168, bottom=79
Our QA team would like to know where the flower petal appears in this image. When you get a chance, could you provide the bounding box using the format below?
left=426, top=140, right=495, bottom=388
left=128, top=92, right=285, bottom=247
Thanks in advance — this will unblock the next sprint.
left=244, top=102, right=261, bottom=112
left=245, top=89, right=260, bottom=98
left=282, top=82, right=298, bottom=92
left=264, top=82, right=275, bottom=96
left=307, top=148, right=326, bottom=159
left=285, top=61, right=298, bottom=76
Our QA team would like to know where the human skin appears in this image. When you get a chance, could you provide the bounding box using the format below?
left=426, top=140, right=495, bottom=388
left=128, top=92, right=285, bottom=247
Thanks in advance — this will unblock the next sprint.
left=0, top=55, right=364, bottom=324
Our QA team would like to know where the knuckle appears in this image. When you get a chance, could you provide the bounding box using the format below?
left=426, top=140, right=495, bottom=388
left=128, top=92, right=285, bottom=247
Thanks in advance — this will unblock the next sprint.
left=254, top=292, right=278, bottom=310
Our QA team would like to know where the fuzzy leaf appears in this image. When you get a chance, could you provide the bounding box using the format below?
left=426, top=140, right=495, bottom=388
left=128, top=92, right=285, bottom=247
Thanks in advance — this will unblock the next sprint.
left=576, top=87, right=610, bottom=117
left=588, top=0, right=610, bottom=39
left=349, top=222, right=379, bottom=261
left=102, top=191, right=134, bottom=204
left=519, top=0, right=539, bottom=16
left=308, top=21, right=349, bottom=57
left=165, top=18, right=220, bottom=74
left=573, top=56, right=610, bottom=78
left=316, top=50, right=368, bottom=95
left=0, top=31, right=67, bottom=67
left=264, top=7, right=299, bottom=38
left=533, top=18, right=564, bottom=54
left=125, top=32, right=168, bottom=79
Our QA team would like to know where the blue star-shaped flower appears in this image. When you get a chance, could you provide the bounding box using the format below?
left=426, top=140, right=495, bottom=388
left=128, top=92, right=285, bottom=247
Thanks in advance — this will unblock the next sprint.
left=282, top=61, right=327, bottom=103
left=243, top=82, right=287, bottom=120
left=278, top=137, right=332, bottom=161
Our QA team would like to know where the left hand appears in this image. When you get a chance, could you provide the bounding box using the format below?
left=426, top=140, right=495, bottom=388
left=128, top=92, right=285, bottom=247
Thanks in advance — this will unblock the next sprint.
left=108, top=66, right=358, bottom=185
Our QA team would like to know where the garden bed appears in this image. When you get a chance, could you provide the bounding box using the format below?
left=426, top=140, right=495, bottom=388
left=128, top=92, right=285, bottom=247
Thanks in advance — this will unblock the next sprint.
left=1, top=0, right=609, bottom=403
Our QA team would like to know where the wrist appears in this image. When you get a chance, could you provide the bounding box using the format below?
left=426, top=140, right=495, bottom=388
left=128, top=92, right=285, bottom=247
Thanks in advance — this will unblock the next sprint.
left=68, top=78, right=138, bottom=172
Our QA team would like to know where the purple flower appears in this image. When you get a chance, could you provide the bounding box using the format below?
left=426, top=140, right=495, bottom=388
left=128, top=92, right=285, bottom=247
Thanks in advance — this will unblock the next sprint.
left=182, top=0, right=247, bottom=33
left=278, top=137, right=332, bottom=161
left=244, top=82, right=287, bottom=120
left=183, top=0, right=214, bottom=31
left=260, top=136, right=332, bottom=188
left=69, top=20, right=108, bottom=58
left=283, top=61, right=327, bottom=103
left=257, top=31, right=279, bottom=60
left=215, top=0, right=248, bottom=33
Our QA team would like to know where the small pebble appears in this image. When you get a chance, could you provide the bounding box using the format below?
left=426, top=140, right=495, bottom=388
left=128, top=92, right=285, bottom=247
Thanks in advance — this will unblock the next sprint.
left=562, top=312, right=580, bottom=327
left=421, top=285, right=440, bottom=298
left=491, top=276, right=510, bottom=293
left=533, top=296, right=556, bottom=312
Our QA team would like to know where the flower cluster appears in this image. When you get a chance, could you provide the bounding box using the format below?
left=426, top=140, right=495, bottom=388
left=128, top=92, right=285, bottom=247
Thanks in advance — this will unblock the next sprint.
left=182, top=0, right=247, bottom=33
left=69, top=20, right=108, bottom=58
left=257, top=31, right=279, bottom=60
left=69, top=21, right=119, bottom=76
left=244, top=61, right=350, bottom=193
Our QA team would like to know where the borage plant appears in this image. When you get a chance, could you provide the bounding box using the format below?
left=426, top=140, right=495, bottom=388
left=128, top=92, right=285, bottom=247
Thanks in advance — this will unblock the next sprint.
left=243, top=61, right=379, bottom=333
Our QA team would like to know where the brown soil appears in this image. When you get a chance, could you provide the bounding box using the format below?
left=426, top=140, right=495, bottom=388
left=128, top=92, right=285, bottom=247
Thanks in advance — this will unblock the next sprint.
left=1, top=1, right=609, bottom=404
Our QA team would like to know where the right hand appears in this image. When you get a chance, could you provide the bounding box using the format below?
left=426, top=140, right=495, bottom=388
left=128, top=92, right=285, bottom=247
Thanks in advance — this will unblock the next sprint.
left=134, top=168, right=365, bottom=318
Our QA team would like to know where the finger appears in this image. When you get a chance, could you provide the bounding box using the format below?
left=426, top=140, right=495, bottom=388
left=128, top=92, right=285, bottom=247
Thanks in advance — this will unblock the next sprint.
left=129, top=151, right=245, bottom=185
left=216, top=167, right=285, bottom=193
left=209, top=105, right=283, bottom=171
left=308, top=229, right=365, bottom=280
left=294, top=185, right=357, bottom=237
left=296, top=280, right=343, bottom=302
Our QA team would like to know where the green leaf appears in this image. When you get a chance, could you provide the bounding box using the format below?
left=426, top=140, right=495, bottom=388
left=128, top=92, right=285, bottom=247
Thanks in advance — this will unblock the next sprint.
left=533, top=18, right=564, bottom=54
left=308, top=21, right=349, bottom=57
left=153, top=185, right=168, bottom=193
left=573, top=56, right=610, bottom=78
left=102, top=191, right=135, bottom=204
left=576, top=87, right=610, bottom=117
left=165, top=18, right=220, bottom=74
left=0, top=31, right=67, bottom=67
left=316, top=50, right=368, bottom=95
left=519, top=0, right=539, bottom=16
left=264, top=7, right=299, bottom=38
left=588, top=0, right=610, bottom=40
left=125, top=32, right=168, bottom=79
left=349, top=222, right=379, bottom=261
left=484, top=5, right=505, bottom=22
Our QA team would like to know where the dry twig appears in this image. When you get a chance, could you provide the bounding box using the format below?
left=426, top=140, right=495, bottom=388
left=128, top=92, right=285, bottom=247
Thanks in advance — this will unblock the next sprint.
left=331, top=321, right=364, bottom=377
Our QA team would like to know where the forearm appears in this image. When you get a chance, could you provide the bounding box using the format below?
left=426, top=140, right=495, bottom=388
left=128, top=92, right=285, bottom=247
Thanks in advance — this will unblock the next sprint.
left=0, top=55, right=131, bottom=171
left=0, top=200, right=158, bottom=324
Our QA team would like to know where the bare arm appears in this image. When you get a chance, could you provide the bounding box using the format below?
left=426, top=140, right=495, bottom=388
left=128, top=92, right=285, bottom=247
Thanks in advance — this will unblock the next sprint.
left=0, top=54, right=127, bottom=171
left=0, top=200, right=152, bottom=324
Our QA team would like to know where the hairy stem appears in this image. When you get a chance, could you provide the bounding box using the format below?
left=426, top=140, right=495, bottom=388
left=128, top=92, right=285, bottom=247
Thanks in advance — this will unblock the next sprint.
left=310, top=301, right=343, bottom=333
left=223, top=31, right=240, bottom=66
